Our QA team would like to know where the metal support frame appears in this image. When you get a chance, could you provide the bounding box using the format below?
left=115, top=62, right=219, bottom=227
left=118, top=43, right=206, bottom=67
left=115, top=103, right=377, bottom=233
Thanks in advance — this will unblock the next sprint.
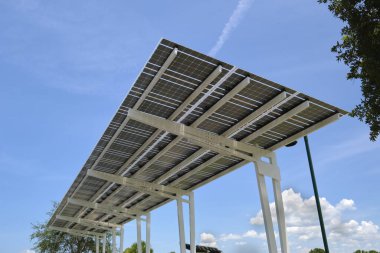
left=87, top=168, right=195, bottom=253
left=113, top=105, right=301, bottom=252
left=87, top=169, right=190, bottom=202
left=127, top=108, right=269, bottom=161
left=146, top=213, right=151, bottom=253
left=176, top=193, right=195, bottom=253
left=55, top=90, right=314, bottom=251
left=48, top=225, right=104, bottom=237
left=100, top=91, right=291, bottom=222
left=137, top=217, right=142, bottom=253
left=56, top=215, right=119, bottom=230
left=102, top=234, right=106, bottom=253
left=133, top=213, right=152, bottom=253
left=120, top=226, right=124, bottom=253
left=68, top=197, right=143, bottom=218
left=112, top=228, right=117, bottom=253
left=96, top=235, right=99, bottom=253
left=254, top=153, right=288, bottom=253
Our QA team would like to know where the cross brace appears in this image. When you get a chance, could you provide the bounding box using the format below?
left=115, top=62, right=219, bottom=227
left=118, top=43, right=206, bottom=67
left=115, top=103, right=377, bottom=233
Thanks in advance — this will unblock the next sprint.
left=87, top=169, right=190, bottom=200
left=56, top=215, right=121, bottom=229
left=49, top=225, right=104, bottom=237
left=67, top=197, right=144, bottom=218
left=126, top=108, right=269, bottom=161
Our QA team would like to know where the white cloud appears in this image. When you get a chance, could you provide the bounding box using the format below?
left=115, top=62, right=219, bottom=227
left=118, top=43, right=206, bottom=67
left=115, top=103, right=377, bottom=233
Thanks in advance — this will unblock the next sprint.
left=21, top=250, right=36, bottom=253
left=200, top=232, right=218, bottom=248
left=201, top=189, right=380, bottom=252
left=220, top=233, right=243, bottom=241
left=250, top=188, right=380, bottom=252
left=209, top=0, right=253, bottom=56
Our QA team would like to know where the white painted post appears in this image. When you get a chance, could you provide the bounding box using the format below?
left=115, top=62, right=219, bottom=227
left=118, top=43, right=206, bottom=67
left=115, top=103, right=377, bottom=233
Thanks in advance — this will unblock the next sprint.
left=273, top=178, right=289, bottom=253
left=189, top=192, right=196, bottom=253
left=137, top=217, right=142, bottom=253
left=146, top=213, right=151, bottom=253
left=255, top=164, right=277, bottom=253
left=112, top=228, right=117, bottom=253
left=120, top=226, right=124, bottom=253
left=176, top=198, right=186, bottom=253
left=102, top=234, right=106, bottom=253
left=96, top=235, right=99, bottom=253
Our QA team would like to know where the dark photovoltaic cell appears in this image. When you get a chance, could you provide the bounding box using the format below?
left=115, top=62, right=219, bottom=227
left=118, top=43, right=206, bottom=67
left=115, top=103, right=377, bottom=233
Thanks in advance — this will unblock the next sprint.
left=48, top=39, right=347, bottom=233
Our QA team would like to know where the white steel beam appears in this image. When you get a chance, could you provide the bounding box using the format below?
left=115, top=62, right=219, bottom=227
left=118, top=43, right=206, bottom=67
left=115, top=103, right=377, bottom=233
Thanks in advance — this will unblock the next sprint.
left=176, top=198, right=186, bottom=253
left=68, top=197, right=143, bottom=217
left=49, top=225, right=103, bottom=237
left=189, top=192, right=196, bottom=253
left=254, top=153, right=288, bottom=253
left=224, top=91, right=287, bottom=137
left=96, top=235, right=99, bottom=253
left=273, top=178, right=288, bottom=253
left=87, top=170, right=188, bottom=200
left=102, top=234, right=106, bottom=253
left=191, top=77, right=251, bottom=126
left=244, top=101, right=310, bottom=142
left=268, top=113, right=341, bottom=151
left=120, top=226, right=124, bottom=253
left=56, top=215, right=120, bottom=229
left=112, top=228, right=117, bottom=253
left=137, top=217, right=142, bottom=253
left=126, top=109, right=268, bottom=160
left=60, top=217, right=111, bottom=232
left=255, top=168, right=277, bottom=253
left=146, top=213, right=151, bottom=253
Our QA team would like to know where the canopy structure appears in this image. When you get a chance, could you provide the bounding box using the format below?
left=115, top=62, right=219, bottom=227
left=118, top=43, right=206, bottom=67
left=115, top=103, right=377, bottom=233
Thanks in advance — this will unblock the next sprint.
left=48, top=39, right=347, bottom=253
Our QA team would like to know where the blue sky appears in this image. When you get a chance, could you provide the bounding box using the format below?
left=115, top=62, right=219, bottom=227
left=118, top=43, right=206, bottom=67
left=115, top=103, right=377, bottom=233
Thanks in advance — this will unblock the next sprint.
left=0, top=0, right=379, bottom=252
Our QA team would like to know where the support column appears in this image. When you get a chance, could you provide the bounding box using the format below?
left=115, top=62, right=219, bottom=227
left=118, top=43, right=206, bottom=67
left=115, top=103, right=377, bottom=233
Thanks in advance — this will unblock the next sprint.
left=255, top=168, right=277, bottom=253
left=146, top=213, right=151, bottom=253
left=189, top=192, right=196, bottom=253
left=137, top=217, right=142, bottom=253
left=120, top=226, right=124, bottom=253
left=254, top=153, right=289, bottom=253
left=112, top=228, right=117, bottom=253
left=96, top=235, right=99, bottom=253
left=102, top=234, right=106, bottom=253
left=176, top=198, right=186, bottom=253
left=273, top=178, right=288, bottom=253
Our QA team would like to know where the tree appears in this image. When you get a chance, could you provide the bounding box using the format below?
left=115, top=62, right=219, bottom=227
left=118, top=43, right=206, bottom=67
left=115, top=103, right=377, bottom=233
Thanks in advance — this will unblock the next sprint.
left=124, top=241, right=153, bottom=253
left=309, top=249, right=325, bottom=253
left=31, top=202, right=112, bottom=253
left=318, top=0, right=380, bottom=141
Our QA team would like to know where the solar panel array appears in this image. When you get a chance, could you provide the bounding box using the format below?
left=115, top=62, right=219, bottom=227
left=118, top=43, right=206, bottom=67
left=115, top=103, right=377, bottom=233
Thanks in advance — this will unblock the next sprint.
left=48, top=38, right=346, bottom=233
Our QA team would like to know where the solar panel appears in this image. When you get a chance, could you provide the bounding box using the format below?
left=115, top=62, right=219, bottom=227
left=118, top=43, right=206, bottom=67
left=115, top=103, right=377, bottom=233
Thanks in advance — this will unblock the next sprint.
left=48, top=38, right=346, bottom=235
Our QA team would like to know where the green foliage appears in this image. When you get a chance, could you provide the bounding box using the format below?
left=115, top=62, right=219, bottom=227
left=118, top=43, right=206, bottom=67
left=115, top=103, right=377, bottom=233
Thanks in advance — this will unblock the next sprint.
left=309, top=248, right=325, bottom=253
left=124, top=241, right=153, bottom=253
left=31, top=202, right=112, bottom=253
left=319, top=0, right=380, bottom=141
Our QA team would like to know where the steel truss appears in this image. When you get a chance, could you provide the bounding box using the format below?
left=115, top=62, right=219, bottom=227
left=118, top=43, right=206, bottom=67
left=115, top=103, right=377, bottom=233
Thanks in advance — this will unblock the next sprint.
left=48, top=40, right=345, bottom=253
left=82, top=107, right=292, bottom=253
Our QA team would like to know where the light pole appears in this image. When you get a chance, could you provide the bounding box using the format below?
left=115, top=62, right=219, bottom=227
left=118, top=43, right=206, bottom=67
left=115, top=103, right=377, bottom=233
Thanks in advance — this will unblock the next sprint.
left=303, top=135, right=329, bottom=253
